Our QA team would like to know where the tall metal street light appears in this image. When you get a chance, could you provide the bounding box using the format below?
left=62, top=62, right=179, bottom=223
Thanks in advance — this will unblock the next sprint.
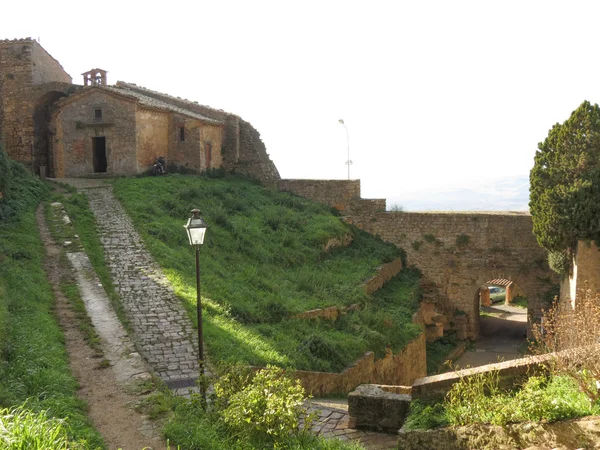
left=338, top=119, right=352, bottom=180
left=183, top=209, right=208, bottom=381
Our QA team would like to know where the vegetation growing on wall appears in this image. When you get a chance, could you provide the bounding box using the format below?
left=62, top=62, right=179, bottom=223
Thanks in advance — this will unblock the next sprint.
left=530, top=100, right=600, bottom=254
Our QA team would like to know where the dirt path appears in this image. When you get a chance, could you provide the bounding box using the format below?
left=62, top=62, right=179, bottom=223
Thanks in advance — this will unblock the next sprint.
left=36, top=205, right=165, bottom=450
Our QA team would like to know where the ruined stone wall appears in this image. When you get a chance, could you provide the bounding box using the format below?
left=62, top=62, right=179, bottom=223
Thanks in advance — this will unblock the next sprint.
left=136, top=108, right=169, bottom=172
left=0, top=39, right=71, bottom=172
left=293, top=332, right=426, bottom=396
left=235, top=118, right=280, bottom=183
left=53, top=90, right=137, bottom=177
left=347, top=211, right=555, bottom=338
left=277, top=179, right=361, bottom=210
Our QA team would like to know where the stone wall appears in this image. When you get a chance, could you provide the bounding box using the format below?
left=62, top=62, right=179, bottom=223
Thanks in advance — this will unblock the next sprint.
left=292, top=332, right=426, bottom=397
left=276, top=179, right=361, bottom=210
left=169, top=114, right=203, bottom=172
left=560, top=241, right=600, bottom=308
left=0, top=38, right=72, bottom=175
left=201, top=123, right=224, bottom=170
left=397, top=416, right=600, bottom=450
left=346, top=210, right=555, bottom=338
left=136, top=108, right=169, bottom=171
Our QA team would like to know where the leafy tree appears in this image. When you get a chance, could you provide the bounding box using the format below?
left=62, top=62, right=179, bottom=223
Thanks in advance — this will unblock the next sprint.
left=530, top=100, right=600, bottom=253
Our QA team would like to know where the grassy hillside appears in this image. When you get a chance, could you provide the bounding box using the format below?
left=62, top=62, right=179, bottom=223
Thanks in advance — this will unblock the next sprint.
left=0, top=149, right=103, bottom=448
left=113, top=175, right=422, bottom=372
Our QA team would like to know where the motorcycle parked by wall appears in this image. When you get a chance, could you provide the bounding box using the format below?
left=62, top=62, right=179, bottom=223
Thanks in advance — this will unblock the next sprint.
left=153, top=157, right=166, bottom=176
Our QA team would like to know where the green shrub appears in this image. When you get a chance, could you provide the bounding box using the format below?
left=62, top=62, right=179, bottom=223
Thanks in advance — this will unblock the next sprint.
left=456, top=234, right=470, bottom=248
left=445, top=371, right=599, bottom=426
left=215, top=366, right=308, bottom=443
left=403, top=400, right=448, bottom=430
left=548, top=250, right=571, bottom=276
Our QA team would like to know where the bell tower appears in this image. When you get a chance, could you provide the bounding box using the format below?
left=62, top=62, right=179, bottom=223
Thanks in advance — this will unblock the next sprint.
left=82, top=68, right=108, bottom=86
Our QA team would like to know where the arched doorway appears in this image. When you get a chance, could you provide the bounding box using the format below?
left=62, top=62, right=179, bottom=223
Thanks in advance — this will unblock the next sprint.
left=33, top=91, right=67, bottom=177
left=456, top=278, right=528, bottom=368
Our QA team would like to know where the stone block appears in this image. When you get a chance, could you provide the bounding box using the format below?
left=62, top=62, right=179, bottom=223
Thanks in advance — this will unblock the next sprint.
left=348, top=384, right=411, bottom=432
left=425, top=322, right=444, bottom=342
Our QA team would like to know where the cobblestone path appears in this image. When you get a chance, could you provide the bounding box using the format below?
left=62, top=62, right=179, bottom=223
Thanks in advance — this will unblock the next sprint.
left=306, top=401, right=398, bottom=449
left=84, top=185, right=200, bottom=388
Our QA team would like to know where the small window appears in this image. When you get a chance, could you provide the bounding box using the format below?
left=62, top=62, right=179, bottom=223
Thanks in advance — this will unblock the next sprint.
left=94, top=108, right=102, bottom=120
left=178, top=126, right=185, bottom=142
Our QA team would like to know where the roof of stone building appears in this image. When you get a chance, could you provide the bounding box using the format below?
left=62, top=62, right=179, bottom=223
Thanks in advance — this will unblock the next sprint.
left=116, top=81, right=238, bottom=120
left=486, top=279, right=513, bottom=287
left=106, top=85, right=223, bottom=125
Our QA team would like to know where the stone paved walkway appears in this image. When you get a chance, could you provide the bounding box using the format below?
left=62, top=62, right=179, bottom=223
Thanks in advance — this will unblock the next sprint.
left=306, top=401, right=398, bottom=449
left=83, top=185, right=200, bottom=388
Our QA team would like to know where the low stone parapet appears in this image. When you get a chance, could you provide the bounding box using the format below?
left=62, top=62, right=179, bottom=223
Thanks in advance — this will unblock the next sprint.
left=348, top=384, right=411, bottom=432
left=412, top=353, right=552, bottom=400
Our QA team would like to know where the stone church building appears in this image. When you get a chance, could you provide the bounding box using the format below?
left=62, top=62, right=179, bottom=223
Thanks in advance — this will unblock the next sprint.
left=0, top=38, right=280, bottom=182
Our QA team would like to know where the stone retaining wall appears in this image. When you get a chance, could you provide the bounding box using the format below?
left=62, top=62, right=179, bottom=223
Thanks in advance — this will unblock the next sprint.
left=292, top=332, right=426, bottom=397
left=362, top=258, right=403, bottom=295
left=397, top=417, right=600, bottom=450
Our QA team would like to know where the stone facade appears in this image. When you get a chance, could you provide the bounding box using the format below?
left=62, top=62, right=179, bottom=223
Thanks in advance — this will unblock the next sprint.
left=52, top=86, right=226, bottom=177
left=115, top=82, right=280, bottom=183
left=0, top=38, right=280, bottom=183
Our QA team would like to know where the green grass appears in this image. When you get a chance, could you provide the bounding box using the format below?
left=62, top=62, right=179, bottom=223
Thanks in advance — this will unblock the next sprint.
left=0, top=152, right=104, bottom=448
left=50, top=189, right=130, bottom=329
left=426, top=332, right=459, bottom=374
left=511, top=295, right=528, bottom=308
left=112, top=175, right=420, bottom=372
left=403, top=373, right=600, bottom=430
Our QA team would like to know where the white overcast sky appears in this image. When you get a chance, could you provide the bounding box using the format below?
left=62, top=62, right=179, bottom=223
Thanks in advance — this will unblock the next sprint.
left=2, top=1, right=599, bottom=203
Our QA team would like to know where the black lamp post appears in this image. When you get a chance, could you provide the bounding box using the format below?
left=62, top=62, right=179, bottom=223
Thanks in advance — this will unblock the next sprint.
left=184, top=209, right=208, bottom=377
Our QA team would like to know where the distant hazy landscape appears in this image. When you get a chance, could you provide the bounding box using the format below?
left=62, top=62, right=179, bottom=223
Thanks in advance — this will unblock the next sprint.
left=388, top=175, right=530, bottom=212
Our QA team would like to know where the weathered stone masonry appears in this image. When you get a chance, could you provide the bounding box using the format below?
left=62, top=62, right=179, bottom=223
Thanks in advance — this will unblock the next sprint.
left=278, top=179, right=557, bottom=339
left=0, top=38, right=74, bottom=176
left=0, top=39, right=280, bottom=184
